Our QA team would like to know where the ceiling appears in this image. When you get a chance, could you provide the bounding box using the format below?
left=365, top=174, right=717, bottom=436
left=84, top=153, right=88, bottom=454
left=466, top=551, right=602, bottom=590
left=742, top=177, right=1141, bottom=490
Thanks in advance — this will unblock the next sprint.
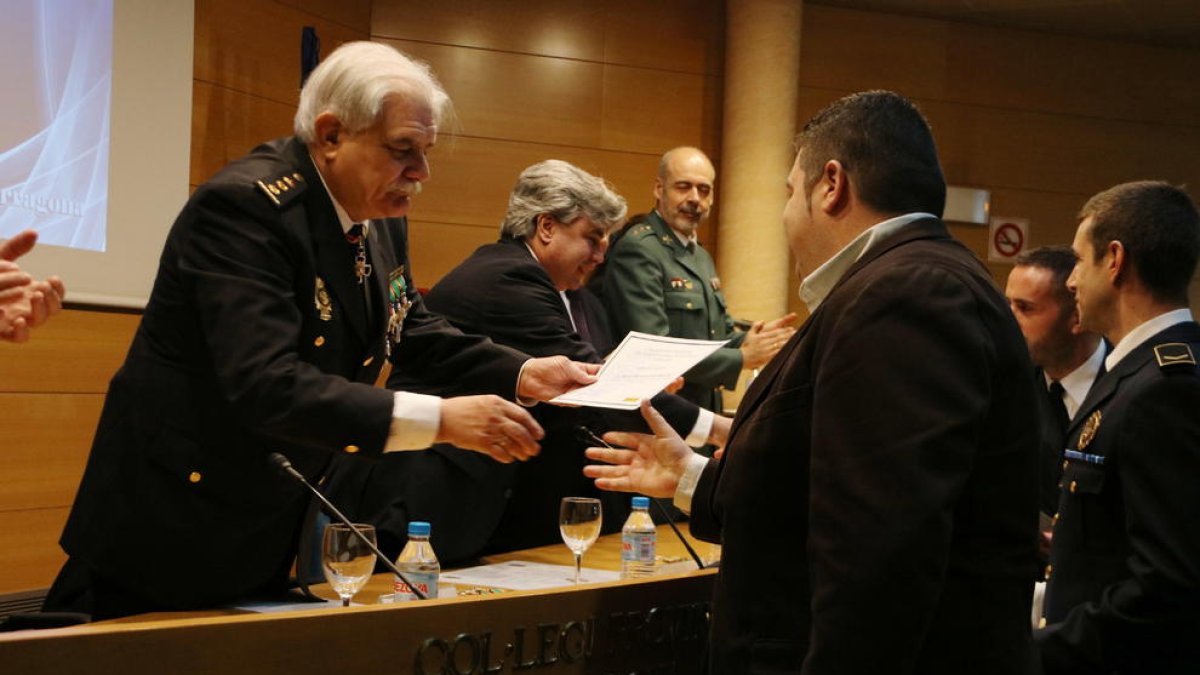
left=809, top=0, right=1200, bottom=49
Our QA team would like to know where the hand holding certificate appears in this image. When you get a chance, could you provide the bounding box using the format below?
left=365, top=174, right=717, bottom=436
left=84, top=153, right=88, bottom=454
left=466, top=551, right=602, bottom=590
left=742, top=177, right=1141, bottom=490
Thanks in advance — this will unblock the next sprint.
left=550, top=331, right=728, bottom=409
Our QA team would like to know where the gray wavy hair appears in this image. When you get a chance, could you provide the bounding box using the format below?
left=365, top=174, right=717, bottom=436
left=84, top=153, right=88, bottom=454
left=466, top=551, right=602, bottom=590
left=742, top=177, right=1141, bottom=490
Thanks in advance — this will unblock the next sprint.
left=500, top=160, right=627, bottom=239
left=294, top=41, right=451, bottom=142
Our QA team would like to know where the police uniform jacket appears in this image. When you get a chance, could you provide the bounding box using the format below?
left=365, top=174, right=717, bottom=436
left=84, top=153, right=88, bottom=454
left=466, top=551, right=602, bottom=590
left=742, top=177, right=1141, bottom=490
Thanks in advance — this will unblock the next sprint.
left=601, top=211, right=744, bottom=413
left=1038, top=322, right=1200, bottom=674
left=57, top=137, right=526, bottom=610
left=688, top=218, right=1040, bottom=674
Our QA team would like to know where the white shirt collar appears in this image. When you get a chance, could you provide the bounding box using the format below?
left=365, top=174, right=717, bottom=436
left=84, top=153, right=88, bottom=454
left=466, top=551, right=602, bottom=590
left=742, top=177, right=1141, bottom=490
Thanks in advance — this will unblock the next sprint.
left=799, top=212, right=936, bottom=313
left=1105, top=308, right=1194, bottom=371
left=308, top=152, right=367, bottom=237
left=1049, top=341, right=1106, bottom=419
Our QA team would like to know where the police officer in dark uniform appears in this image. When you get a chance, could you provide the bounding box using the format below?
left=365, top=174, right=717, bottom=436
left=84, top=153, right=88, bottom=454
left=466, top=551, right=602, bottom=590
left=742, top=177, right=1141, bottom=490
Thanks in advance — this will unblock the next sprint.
left=42, top=42, right=594, bottom=620
left=1038, top=180, right=1200, bottom=674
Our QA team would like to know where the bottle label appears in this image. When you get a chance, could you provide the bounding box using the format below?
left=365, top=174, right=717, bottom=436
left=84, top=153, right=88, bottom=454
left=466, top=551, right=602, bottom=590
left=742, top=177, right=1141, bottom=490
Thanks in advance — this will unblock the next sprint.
left=394, top=571, right=438, bottom=601
left=621, top=531, right=656, bottom=562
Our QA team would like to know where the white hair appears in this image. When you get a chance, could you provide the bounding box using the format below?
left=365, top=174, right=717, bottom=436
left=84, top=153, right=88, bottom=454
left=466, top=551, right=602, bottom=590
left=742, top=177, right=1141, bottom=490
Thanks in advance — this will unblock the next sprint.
left=500, top=160, right=628, bottom=239
left=294, top=41, right=451, bottom=142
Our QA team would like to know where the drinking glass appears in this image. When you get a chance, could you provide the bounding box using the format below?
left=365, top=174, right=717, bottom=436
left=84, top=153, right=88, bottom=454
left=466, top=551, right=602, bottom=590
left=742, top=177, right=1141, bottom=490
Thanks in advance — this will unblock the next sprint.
left=559, top=497, right=602, bottom=583
left=322, top=523, right=377, bottom=606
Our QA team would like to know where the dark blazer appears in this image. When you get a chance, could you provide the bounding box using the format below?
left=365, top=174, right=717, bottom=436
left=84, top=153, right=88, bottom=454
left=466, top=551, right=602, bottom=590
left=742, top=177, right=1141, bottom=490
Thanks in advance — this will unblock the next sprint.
left=56, top=137, right=526, bottom=610
left=340, top=237, right=703, bottom=557
left=688, top=218, right=1040, bottom=674
left=1038, top=322, right=1200, bottom=675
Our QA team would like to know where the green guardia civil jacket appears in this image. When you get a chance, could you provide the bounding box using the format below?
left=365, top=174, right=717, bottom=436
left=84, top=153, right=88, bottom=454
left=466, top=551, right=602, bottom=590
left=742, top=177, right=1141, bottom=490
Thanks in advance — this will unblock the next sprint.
left=601, top=210, right=745, bottom=414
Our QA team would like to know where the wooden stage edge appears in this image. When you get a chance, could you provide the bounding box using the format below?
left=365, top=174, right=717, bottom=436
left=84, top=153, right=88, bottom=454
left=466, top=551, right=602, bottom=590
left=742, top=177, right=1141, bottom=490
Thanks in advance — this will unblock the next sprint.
left=0, top=525, right=718, bottom=675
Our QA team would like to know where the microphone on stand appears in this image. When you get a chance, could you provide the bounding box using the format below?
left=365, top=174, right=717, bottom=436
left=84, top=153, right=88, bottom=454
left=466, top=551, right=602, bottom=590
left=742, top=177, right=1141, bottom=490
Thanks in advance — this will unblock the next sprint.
left=577, top=427, right=712, bottom=570
left=268, top=452, right=427, bottom=600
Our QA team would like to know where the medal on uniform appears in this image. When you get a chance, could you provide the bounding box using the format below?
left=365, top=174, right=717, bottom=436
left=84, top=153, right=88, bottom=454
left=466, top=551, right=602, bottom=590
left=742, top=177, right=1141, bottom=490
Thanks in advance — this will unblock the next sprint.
left=314, top=276, right=333, bottom=321
left=385, top=266, right=412, bottom=357
left=1077, top=410, right=1102, bottom=450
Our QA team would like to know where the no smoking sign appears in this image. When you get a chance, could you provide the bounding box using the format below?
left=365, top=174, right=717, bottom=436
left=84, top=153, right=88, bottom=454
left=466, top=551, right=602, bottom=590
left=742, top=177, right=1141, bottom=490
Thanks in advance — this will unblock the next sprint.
left=988, top=217, right=1029, bottom=262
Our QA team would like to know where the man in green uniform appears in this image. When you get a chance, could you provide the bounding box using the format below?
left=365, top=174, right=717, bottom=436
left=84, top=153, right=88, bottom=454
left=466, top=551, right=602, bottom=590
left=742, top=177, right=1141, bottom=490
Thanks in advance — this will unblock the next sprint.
left=598, top=146, right=795, bottom=416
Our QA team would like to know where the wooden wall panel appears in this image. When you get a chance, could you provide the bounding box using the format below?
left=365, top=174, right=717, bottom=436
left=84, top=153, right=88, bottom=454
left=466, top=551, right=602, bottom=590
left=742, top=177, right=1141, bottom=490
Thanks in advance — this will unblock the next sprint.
left=406, top=221, right=496, bottom=290
left=784, top=5, right=1200, bottom=318
left=601, top=0, right=724, bottom=74
left=373, top=0, right=723, bottom=74
left=390, top=40, right=607, bottom=148
left=0, top=395, right=100, bottom=511
left=0, top=508, right=70, bottom=594
left=191, top=81, right=297, bottom=186
left=407, top=135, right=673, bottom=237
left=601, top=68, right=721, bottom=155
left=372, top=1, right=607, bottom=61
left=195, top=0, right=368, bottom=105
left=946, top=21, right=1200, bottom=128
left=274, top=0, right=371, bottom=31
left=0, top=310, right=139, bottom=394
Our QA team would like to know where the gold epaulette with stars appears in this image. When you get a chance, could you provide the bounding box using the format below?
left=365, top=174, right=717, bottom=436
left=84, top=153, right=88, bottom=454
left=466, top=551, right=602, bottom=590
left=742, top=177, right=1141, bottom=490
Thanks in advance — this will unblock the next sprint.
left=255, top=171, right=307, bottom=208
left=1153, top=342, right=1197, bottom=370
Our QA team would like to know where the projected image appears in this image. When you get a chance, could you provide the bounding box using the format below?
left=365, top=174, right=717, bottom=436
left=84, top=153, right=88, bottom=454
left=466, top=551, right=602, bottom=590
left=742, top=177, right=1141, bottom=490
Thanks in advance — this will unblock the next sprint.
left=0, top=0, right=113, bottom=252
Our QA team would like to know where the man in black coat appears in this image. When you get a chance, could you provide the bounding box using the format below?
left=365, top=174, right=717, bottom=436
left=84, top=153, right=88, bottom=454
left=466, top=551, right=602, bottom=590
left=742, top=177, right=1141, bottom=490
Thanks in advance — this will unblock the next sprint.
left=1007, top=246, right=1107, bottom=517
left=586, top=91, right=1041, bottom=674
left=336, top=160, right=728, bottom=558
left=43, top=42, right=593, bottom=619
left=1037, top=181, right=1200, bottom=674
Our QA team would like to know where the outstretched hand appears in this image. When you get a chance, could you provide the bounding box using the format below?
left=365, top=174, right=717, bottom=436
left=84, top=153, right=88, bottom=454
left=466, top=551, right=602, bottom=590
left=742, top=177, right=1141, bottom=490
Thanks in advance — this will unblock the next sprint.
left=438, top=395, right=545, bottom=464
left=517, top=356, right=600, bottom=402
left=583, top=399, right=695, bottom=498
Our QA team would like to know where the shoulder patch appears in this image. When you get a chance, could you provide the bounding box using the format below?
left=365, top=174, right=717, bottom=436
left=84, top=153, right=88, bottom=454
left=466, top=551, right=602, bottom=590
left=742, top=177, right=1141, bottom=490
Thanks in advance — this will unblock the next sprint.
left=254, top=171, right=307, bottom=208
left=1153, top=342, right=1196, bottom=369
left=628, top=223, right=654, bottom=238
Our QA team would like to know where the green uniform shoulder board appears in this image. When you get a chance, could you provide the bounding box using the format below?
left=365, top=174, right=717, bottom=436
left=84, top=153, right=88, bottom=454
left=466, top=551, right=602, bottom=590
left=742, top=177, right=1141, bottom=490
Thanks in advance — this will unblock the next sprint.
left=627, top=223, right=654, bottom=239
left=1153, top=342, right=1197, bottom=369
left=254, top=171, right=307, bottom=208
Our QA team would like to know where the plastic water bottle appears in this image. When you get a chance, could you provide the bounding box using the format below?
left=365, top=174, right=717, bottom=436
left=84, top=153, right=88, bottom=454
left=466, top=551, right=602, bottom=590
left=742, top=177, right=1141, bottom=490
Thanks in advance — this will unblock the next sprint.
left=394, top=521, right=439, bottom=601
left=621, top=496, right=657, bottom=579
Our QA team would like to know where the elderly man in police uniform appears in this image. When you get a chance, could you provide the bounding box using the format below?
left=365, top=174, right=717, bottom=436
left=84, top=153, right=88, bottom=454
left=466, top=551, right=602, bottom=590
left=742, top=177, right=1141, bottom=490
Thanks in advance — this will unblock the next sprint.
left=597, top=146, right=795, bottom=416
left=1037, top=181, right=1200, bottom=674
left=43, top=42, right=594, bottom=620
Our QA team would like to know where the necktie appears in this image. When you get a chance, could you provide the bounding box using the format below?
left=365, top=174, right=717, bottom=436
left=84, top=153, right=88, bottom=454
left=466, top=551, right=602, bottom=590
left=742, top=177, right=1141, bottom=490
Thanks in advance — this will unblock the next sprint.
left=1047, top=380, right=1070, bottom=432
left=570, top=298, right=593, bottom=346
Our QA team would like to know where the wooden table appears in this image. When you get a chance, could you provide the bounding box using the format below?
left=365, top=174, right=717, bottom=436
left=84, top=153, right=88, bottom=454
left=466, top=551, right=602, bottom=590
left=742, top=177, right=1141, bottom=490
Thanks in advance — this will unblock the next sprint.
left=0, top=525, right=719, bottom=675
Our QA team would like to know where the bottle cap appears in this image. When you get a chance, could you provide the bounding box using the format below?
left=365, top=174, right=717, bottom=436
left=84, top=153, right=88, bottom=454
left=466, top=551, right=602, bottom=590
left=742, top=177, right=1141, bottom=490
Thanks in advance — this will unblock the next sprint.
left=408, top=521, right=431, bottom=536
left=632, top=496, right=650, bottom=508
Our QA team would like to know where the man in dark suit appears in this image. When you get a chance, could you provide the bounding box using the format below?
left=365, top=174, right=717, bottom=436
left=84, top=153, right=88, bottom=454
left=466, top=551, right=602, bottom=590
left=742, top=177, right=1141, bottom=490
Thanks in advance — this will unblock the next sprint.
left=586, top=91, right=1040, bottom=674
left=1036, top=181, right=1200, bottom=674
left=1006, top=246, right=1107, bottom=524
left=338, top=160, right=728, bottom=557
left=42, top=42, right=594, bottom=619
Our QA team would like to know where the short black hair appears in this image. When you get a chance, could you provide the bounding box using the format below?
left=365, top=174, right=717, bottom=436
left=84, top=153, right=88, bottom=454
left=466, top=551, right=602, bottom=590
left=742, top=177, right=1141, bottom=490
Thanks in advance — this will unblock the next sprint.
left=796, top=90, right=946, bottom=217
left=1014, top=245, right=1077, bottom=311
left=1079, top=181, right=1200, bottom=305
